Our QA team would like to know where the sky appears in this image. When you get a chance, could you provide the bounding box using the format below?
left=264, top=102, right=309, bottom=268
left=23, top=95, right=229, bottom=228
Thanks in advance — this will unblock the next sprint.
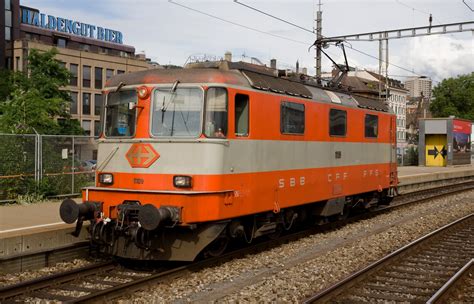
left=21, top=0, right=474, bottom=84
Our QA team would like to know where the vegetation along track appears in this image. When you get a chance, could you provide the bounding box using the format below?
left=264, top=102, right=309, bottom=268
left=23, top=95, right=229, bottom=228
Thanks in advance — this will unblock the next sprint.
left=1, top=181, right=473, bottom=302
left=304, top=213, right=474, bottom=303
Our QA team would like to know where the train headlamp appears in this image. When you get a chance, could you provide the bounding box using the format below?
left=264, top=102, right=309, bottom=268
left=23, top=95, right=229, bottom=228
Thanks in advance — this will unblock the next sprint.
left=99, top=173, right=114, bottom=185
left=173, top=175, right=192, bottom=188
left=137, top=86, right=150, bottom=99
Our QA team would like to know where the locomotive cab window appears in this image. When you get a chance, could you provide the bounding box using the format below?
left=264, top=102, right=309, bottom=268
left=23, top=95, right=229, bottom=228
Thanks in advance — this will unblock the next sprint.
left=105, top=90, right=137, bottom=137
left=281, top=101, right=305, bottom=134
left=365, top=114, right=378, bottom=138
left=329, top=108, right=347, bottom=136
left=204, top=88, right=228, bottom=138
left=235, top=94, right=249, bottom=137
left=152, top=87, right=202, bottom=137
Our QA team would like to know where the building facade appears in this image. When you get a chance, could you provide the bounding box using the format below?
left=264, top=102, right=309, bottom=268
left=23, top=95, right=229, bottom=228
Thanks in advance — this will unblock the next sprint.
left=405, top=76, right=432, bottom=99
left=1, top=1, right=156, bottom=136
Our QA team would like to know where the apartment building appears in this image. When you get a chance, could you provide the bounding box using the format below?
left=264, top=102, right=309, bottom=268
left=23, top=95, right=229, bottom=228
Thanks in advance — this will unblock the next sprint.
left=1, top=1, right=156, bottom=135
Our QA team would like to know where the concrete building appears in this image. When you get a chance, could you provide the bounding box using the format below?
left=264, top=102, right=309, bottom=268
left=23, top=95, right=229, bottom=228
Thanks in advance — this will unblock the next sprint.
left=405, top=76, right=432, bottom=99
left=1, top=0, right=156, bottom=136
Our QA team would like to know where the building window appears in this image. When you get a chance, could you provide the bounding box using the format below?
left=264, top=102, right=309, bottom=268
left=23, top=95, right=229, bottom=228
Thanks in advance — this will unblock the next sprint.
left=83, top=93, right=91, bottom=115
left=329, top=108, right=347, bottom=136
left=106, top=69, right=114, bottom=80
left=5, top=10, right=12, bottom=26
left=94, top=120, right=101, bottom=137
left=70, top=92, right=78, bottom=115
left=280, top=101, right=304, bottom=135
left=117, top=70, right=125, bottom=75
left=70, top=64, right=78, bottom=86
left=83, top=65, right=91, bottom=88
left=54, top=37, right=67, bottom=48
left=95, top=67, right=103, bottom=89
left=15, top=56, right=20, bottom=71
left=5, top=0, right=11, bottom=10
left=81, top=44, right=90, bottom=52
left=235, top=94, right=249, bottom=137
left=98, top=47, right=108, bottom=54
left=5, top=57, right=11, bottom=69
left=5, top=26, right=11, bottom=41
left=94, top=94, right=102, bottom=116
left=204, top=88, right=228, bottom=138
left=82, top=120, right=91, bottom=136
left=365, top=114, right=378, bottom=138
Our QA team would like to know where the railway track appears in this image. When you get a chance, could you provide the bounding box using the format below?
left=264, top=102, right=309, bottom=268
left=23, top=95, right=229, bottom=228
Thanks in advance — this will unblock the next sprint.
left=1, top=182, right=473, bottom=302
left=427, top=258, right=474, bottom=303
left=303, top=213, right=474, bottom=303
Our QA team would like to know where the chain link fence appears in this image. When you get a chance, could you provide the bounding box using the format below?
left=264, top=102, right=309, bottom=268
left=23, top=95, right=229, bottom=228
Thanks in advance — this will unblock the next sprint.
left=0, top=134, right=97, bottom=201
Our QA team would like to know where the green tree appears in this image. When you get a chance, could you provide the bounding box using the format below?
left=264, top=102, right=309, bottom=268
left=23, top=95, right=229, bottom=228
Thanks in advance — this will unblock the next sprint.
left=0, top=48, right=84, bottom=135
left=0, top=69, right=13, bottom=103
left=430, top=73, right=474, bottom=120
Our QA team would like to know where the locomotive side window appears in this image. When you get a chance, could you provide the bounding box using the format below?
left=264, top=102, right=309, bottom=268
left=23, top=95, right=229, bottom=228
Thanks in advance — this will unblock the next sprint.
left=280, top=101, right=305, bottom=134
left=152, top=88, right=202, bottom=137
left=204, top=88, right=228, bottom=138
left=235, top=94, right=249, bottom=137
left=365, top=114, right=378, bottom=138
left=105, top=90, right=137, bottom=137
left=329, top=108, right=347, bottom=136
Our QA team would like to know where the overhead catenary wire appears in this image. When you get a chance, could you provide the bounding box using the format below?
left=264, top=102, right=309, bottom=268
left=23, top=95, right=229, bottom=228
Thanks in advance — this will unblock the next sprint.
left=168, top=0, right=309, bottom=46
left=233, top=0, right=314, bottom=33
left=343, top=43, right=421, bottom=76
left=232, top=0, right=421, bottom=76
left=169, top=0, right=420, bottom=76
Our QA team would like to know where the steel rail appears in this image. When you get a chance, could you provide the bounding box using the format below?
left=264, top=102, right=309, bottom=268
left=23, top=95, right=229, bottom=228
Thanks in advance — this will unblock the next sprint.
left=302, top=213, right=474, bottom=303
left=427, top=259, right=474, bottom=304
left=2, top=181, right=474, bottom=302
left=0, top=261, right=115, bottom=300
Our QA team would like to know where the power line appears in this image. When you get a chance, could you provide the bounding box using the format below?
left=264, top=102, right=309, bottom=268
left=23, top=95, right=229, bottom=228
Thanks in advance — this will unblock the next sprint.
left=343, top=43, right=421, bottom=76
left=395, top=0, right=431, bottom=16
left=170, top=0, right=419, bottom=76
left=168, top=0, right=309, bottom=46
left=232, top=0, right=420, bottom=76
left=233, top=0, right=314, bottom=33
left=463, top=0, right=474, bottom=12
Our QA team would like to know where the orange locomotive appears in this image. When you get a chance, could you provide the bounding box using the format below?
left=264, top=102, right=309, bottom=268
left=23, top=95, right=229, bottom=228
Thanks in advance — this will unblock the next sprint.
left=60, top=61, right=398, bottom=261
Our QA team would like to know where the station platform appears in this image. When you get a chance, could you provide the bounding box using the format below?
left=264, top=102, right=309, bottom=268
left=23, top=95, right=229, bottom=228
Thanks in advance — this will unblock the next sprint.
left=1, top=164, right=474, bottom=258
left=398, top=164, right=474, bottom=192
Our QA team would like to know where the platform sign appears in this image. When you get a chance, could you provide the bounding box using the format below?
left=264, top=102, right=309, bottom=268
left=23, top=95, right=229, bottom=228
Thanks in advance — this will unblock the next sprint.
left=452, top=119, right=471, bottom=165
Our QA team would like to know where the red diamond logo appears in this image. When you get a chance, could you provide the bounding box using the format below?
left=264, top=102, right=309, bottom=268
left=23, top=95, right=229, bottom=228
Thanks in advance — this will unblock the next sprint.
left=126, top=143, right=159, bottom=168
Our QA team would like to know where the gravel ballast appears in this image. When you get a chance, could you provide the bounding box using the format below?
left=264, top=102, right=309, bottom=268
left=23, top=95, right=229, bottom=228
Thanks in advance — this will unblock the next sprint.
left=124, top=191, right=474, bottom=303
left=2, top=191, right=472, bottom=302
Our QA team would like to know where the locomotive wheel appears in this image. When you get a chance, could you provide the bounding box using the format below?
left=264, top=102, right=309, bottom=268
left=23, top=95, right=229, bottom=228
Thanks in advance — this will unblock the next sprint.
left=204, top=234, right=229, bottom=257
left=267, top=226, right=282, bottom=240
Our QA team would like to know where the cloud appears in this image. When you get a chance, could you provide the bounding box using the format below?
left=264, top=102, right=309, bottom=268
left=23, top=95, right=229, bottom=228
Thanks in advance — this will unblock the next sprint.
left=19, top=0, right=473, bottom=83
left=399, top=35, right=473, bottom=82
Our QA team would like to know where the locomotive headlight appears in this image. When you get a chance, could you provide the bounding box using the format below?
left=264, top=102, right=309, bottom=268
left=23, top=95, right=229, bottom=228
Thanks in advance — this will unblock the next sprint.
left=99, top=173, right=114, bottom=185
left=173, top=175, right=192, bottom=188
left=137, top=86, right=150, bottom=99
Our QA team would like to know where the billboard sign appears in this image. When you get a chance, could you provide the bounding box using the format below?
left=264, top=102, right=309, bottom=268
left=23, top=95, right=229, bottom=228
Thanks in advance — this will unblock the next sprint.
left=20, top=7, right=123, bottom=44
left=452, top=119, right=472, bottom=165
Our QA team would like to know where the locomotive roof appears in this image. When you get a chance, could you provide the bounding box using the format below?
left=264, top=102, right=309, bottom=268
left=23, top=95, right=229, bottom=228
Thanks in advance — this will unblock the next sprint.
left=106, top=62, right=389, bottom=113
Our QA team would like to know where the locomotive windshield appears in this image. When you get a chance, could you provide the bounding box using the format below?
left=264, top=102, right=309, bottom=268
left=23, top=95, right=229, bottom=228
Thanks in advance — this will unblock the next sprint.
left=104, top=90, right=137, bottom=137
left=152, top=88, right=202, bottom=137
